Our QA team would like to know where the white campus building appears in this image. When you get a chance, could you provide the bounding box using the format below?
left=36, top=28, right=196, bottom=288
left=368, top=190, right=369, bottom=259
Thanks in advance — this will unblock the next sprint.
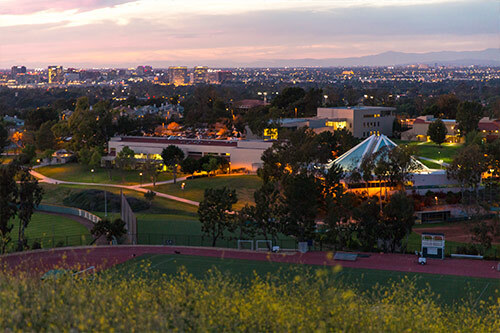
left=106, top=136, right=273, bottom=171
left=327, top=134, right=460, bottom=194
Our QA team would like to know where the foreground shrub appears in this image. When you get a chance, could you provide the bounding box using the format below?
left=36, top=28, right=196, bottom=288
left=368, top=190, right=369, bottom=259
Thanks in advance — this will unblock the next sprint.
left=0, top=267, right=497, bottom=332
left=63, top=189, right=150, bottom=212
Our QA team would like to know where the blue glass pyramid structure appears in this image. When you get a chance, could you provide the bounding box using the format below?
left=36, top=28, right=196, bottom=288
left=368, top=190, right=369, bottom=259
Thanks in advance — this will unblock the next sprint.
left=326, top=134, right=428, bottom=172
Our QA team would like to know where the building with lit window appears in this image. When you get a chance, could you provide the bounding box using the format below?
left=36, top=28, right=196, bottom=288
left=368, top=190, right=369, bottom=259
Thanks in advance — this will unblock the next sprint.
left=401, top=115, right=500, bottom=143
left=11, top=66, right=26, bottom=78
left=48, top=65, right=63, bottom=84
left=317, top=106, right=395, bottom=138
left=168, top=66, right=187, bottom=86
left=275, top=106, right=395, bottom=138
left=106, top=136, right=273, bottom=171
left=191, top=66, right=208, bottom=84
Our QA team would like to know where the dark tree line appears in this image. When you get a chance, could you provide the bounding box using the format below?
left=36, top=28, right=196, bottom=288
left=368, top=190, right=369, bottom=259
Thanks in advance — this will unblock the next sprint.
left=0, top=150, right=43, bottom=252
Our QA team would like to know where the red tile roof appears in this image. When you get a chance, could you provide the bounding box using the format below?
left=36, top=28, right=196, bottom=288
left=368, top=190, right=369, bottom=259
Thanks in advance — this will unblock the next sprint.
left=119, top=137, right=238, bottom=147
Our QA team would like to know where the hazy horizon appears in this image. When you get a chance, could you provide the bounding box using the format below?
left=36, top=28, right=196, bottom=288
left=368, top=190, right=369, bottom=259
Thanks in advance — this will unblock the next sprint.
left=0, top=0, right=497, bottom=68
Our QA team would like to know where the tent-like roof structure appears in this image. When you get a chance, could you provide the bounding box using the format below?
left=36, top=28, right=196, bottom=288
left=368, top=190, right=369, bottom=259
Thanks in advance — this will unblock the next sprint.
left=326, top=134, right=429, bottom=172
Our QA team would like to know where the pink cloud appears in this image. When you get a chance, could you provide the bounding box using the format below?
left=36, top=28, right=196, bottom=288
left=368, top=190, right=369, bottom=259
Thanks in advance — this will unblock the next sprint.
left=0, top=0, right=135, bottom=15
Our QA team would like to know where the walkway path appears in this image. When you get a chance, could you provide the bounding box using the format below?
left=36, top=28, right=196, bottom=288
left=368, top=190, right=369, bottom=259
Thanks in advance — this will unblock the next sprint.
left=30, top=170, right=199, bottom=206
left=418, top=156, right=450, bottom=168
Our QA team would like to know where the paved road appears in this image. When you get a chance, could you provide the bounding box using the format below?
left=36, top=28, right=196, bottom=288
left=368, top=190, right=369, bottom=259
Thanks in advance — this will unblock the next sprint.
left=30, top=170, right=199, bottom=206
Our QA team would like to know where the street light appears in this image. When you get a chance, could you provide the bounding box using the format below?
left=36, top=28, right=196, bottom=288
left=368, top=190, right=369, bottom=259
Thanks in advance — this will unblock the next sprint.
left=323, top=94, right=328, bottom=106
left=91, top=169, right=94, bottom=182
left=434, top=196, right=438, bottom=205
left=139, top=172, right=143, bottom=185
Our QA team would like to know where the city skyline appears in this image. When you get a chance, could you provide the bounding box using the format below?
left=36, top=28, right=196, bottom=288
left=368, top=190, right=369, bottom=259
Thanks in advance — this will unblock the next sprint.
left=0, top=0, right=497, bottom=68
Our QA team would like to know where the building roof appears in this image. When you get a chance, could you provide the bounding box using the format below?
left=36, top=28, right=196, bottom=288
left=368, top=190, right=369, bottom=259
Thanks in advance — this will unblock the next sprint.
left=117, top=136, right=238, bottom=147
left=327, top=134, right=428, bottom=173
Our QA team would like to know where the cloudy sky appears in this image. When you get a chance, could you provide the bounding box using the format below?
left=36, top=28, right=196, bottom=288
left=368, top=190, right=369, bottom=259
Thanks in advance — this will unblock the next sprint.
left=0, top=0, right=497, bottom=68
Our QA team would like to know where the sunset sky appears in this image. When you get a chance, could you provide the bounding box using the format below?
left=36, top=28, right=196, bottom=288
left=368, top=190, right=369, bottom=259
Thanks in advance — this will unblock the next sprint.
left=0, top=0, right=497, bottom=68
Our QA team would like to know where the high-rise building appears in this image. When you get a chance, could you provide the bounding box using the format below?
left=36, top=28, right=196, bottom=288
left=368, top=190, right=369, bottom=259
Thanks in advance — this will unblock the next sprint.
left=191, top=66, right=208, bottom=84
left=11, top=66, right=26, bottom=78
left=48, top=65, right=63, bottom=84
left=168, top=66, right=187, bottom=86
left=218, top=70, right=232, bottom=83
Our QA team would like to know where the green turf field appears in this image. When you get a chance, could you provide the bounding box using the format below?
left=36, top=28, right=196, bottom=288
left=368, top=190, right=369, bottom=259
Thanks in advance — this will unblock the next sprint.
left=114, top=253, right=498, bottom=306
left=36, top=163, right=174, bottom=185
left=10, top=212, right=90, bottom=248
left=148, top=175, right=262, bottom=209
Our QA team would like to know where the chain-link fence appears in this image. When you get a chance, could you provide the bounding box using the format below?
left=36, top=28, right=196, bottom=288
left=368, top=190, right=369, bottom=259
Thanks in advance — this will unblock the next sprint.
left=15, top=232, right=500, bottom=261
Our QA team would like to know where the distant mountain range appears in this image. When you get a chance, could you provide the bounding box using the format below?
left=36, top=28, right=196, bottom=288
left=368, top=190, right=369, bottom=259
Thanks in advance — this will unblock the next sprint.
left=239, top=48, right=500, bottom=68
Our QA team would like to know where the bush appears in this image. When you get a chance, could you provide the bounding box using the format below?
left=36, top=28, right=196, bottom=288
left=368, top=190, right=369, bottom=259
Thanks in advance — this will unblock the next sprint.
left=31, top=241, right=41, bottom=250
left=63, top=189, right=150, bottom=212
left=0, top=270, right=496, bottom=331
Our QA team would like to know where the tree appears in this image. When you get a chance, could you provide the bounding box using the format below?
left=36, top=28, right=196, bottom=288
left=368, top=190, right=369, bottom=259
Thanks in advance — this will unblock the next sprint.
left=24, top=107, right=58, bottom=131
left=0, top=163, right=18, bottom=253
left=35, top=121, right=56, bottom=151
left=18, top=144, right=36, bottom=166
left=198, top=187, right=238, bottom=246
left=180, top=157, right=200, bottom=177
left=239, top=182, right=283, bottom=247
left=379, top=192, right=415, bottom=253
left=353, top=197, right=380, bottom=251
left=142, top=157, right=162, bottom=187
left=115, top=146, right=135, bottom=183
left=17, top=168, right=43, bottom=251
left=91, top=218, right=127, bottom=243
left=0, top=122, right=8, bottom=155
left=78, top=147, right=92, bottom=165
left=436, top=93, right=460, bottom=118
left=202, top=157, right=221, bottom=176
left=456, top=101, right=483, bottom=136
left=280, top=173, right=319, bottom=242
left=115, top=146, right=135, bottom=170
left=469, top=219, right=495, bottom=255
left=161, top=145, right=185, bottom=184
left=427, top=119, right=447, bottom=146
left=447, top=144, right=486, bottom=197
left=89, top=149, right=102, bottom=168
left=144, top=190, right=156, bottom=203
left=320, top=165, right=357, bottom=250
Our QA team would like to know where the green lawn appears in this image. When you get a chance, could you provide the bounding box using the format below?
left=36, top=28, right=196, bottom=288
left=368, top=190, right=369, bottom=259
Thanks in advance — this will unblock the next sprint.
left=400, top=141, right=462, bottom=164
left=419, top=159, right=444, bottom=169
left=114, top=253, right=498, bottom=306
left=9, top=212, right=90, bottom=249
left=36, top=163, right=174, bottom=185
left=148, top=175, right=262, bottom=209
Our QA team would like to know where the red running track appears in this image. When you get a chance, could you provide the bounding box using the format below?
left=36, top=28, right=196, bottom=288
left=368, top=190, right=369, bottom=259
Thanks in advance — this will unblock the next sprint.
left=1, top=245, right=499, bottom=279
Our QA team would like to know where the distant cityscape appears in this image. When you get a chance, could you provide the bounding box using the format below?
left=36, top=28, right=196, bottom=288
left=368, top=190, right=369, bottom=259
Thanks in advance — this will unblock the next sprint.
left=3, top=64, right=500, bottom=89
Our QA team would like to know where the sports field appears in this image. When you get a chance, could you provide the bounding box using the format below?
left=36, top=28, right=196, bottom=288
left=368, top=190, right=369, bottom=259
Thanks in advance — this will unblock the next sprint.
left=10, top=212, right=90, bottom=248
left=114, top=253, right=498, bottom=306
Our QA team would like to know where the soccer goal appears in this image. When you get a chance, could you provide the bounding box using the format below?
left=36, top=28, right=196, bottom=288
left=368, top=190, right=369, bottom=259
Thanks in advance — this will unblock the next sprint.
left=237, top=240, right=254, bottom=251
left=256, top=240, right=272, bottom=251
